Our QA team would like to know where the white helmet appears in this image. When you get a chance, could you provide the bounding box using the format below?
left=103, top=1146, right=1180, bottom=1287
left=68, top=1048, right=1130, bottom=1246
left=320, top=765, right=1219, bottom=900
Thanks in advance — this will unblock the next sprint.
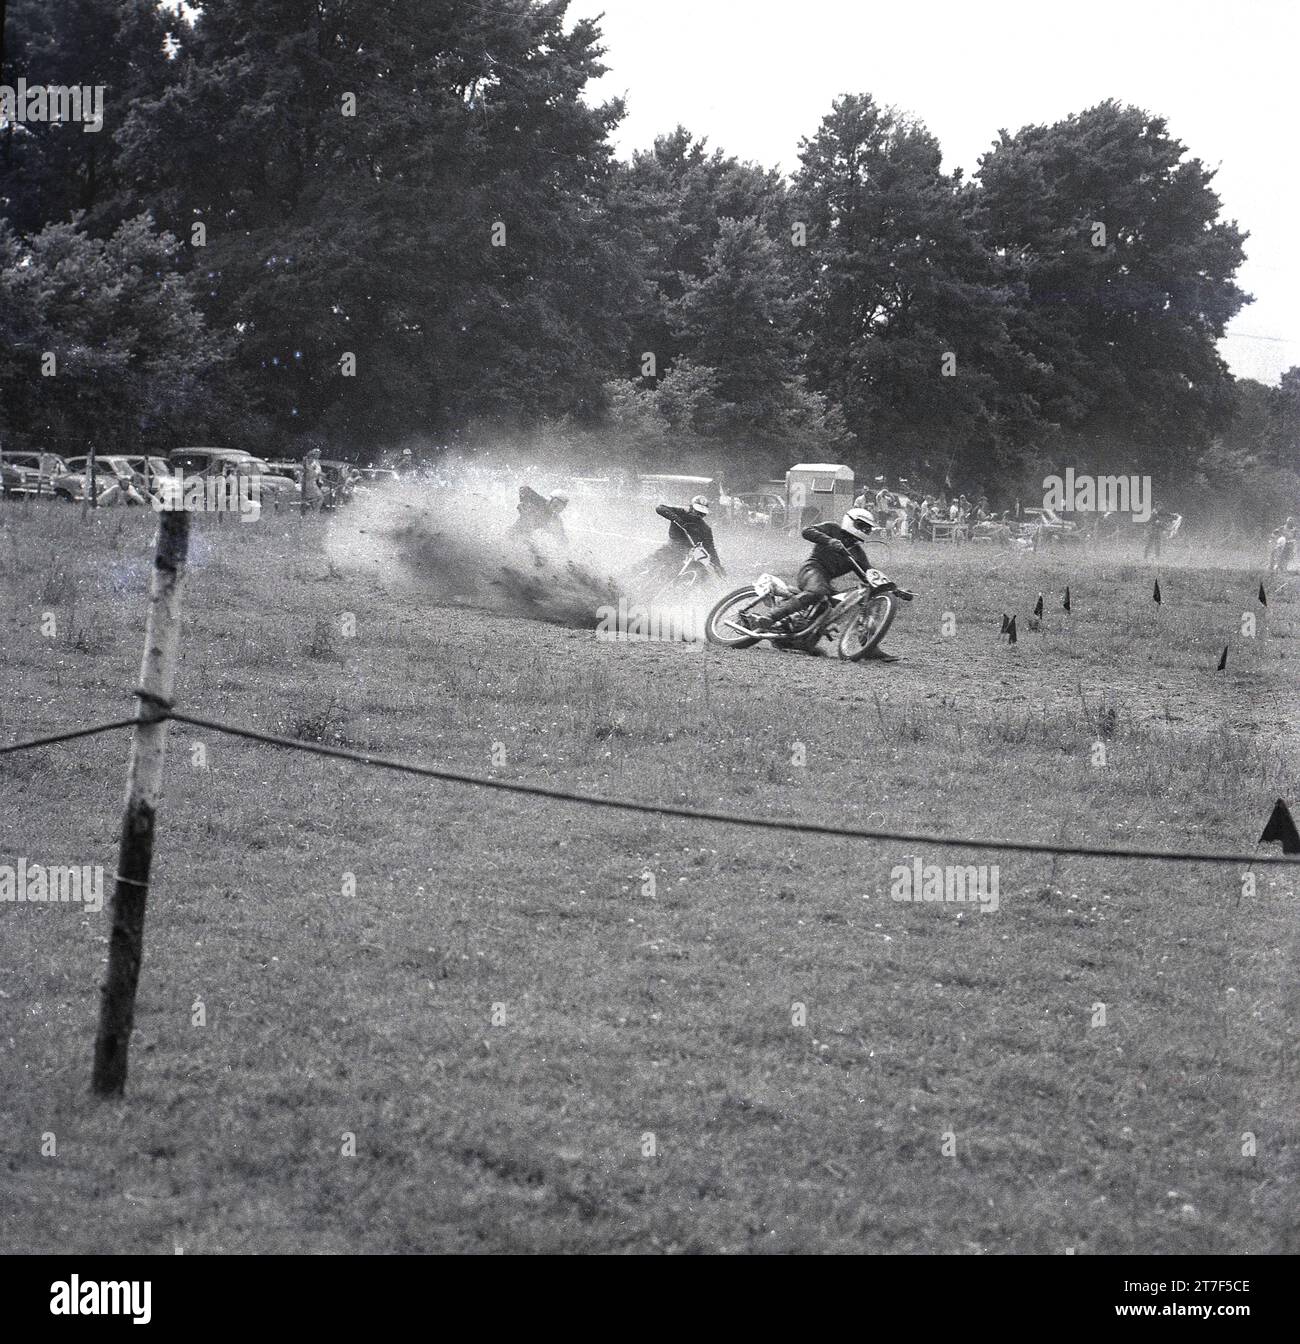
left=841, top=507, right=875, bottom=540
left=690, top=494, right=710, bottom=515
left=548, top=490, right=568, bottom=509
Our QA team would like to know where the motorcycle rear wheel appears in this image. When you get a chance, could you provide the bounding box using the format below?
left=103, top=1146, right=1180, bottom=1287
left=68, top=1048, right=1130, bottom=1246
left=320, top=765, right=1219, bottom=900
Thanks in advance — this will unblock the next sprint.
left=706, top=586, right=780, bottom=648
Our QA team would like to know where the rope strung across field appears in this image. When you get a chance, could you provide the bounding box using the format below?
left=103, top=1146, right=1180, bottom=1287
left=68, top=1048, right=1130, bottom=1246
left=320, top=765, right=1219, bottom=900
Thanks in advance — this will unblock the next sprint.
left=160, top=705, right=1297, bottom=868
left=3, top=703, right=1295, bottom=866
left=0, top=718, right=139, bottom=756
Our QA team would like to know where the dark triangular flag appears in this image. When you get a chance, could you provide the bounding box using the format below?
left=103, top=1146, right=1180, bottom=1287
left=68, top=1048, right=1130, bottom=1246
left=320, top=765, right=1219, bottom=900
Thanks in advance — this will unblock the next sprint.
left=1000, top=614, right=1010, bottom=634
left=1007, top=615, right=1017, bottom=644
left=1258, top=582, right=1267, bottom=606
left=1033, top=593, right=1044, bottom=618
left=1217, top=645, right=1228, bottom=671
left=1063, top=586, right=1071, bottom=613
left=1259, top=799, right=1300, bottom=854
left=1153, top=578, right=1162, bottom=605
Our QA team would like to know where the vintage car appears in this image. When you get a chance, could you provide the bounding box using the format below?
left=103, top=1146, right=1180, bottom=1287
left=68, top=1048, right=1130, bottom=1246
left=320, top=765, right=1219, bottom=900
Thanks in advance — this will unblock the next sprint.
left=0, top=450, right=68, bottom=498
left=731, top=490, right=789, bottom=529
left=168, top=447, right=301, bottom=508
left=57, top=455, right=150, bottom=504
left=1020, top=506, right=1084, bottom=546
left=354, top=467, right=399, bottom=485
left=119, top=455, right=178, bottom=497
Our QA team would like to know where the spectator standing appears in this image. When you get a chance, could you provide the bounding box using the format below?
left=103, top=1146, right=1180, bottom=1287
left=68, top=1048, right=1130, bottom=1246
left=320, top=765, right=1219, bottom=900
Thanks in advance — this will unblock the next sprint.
left=301, top=447, right=324, bottom=515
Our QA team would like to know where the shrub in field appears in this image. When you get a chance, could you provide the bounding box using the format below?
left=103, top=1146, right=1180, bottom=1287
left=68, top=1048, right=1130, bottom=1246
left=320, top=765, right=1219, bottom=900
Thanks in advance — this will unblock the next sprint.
left=70, top=620, right=115, bottom=656
left=303, top=617, right=340, bottom=661
left=285, top=693, right=351, bottom=746
left=38, top=556, right=75, bottom=607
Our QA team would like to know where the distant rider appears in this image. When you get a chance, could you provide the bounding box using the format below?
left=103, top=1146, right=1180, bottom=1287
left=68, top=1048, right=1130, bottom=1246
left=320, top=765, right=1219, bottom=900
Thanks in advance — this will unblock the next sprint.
left=749, top=506, right=897, bottom=662
left=511, top=485, right=552, bottom=536
left=650, top=495, right=725, bottom=577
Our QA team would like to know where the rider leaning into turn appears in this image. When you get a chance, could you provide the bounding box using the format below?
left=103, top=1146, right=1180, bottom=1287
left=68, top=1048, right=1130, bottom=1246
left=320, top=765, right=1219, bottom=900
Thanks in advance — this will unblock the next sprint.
left=513, top=485, right=569, bottom=540
left=750, top=506, right=898, bottom=662
left=651, top=494, right=726, bottom=577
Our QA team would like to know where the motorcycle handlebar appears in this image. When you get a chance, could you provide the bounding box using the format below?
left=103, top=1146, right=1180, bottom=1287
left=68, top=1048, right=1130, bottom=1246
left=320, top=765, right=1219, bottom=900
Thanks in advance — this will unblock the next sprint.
left=843, top=551, right=871, bottom=582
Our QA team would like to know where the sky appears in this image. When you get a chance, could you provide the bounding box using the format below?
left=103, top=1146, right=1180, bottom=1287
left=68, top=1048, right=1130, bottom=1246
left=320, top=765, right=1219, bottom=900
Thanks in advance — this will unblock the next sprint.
left=567, top=0, right=1300, bottom=385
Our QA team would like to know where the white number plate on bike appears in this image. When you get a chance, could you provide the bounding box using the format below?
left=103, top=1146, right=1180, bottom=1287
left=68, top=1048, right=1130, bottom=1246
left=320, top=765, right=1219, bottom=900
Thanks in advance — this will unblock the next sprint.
left=864, top=569, right=889, bottom=586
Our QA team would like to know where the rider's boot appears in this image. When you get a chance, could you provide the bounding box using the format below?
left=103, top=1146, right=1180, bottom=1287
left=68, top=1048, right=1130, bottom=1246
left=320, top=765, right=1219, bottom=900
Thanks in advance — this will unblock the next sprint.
left=754, top=590, right=814, bottom=631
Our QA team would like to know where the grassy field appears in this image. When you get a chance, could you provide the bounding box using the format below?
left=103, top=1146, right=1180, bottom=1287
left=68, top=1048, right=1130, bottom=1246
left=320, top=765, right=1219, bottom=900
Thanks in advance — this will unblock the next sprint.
left=1, top=494, right=1296, bottom=1254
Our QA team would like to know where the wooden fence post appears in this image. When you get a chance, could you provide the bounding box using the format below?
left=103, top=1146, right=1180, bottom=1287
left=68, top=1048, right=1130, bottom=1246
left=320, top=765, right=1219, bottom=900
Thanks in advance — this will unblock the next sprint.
left=81, top=444, right=98, bottom=519
left=92, top=507, right=189, bottom=1096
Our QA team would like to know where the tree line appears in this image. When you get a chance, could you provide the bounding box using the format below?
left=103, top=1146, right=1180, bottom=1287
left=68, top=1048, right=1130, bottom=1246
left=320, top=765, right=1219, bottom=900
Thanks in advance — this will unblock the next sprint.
left=0, top=0, right=1295, bottom=518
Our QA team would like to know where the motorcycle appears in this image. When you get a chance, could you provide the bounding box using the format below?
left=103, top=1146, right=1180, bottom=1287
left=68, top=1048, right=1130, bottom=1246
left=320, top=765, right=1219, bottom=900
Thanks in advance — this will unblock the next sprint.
left=705, top=553, right=913, bottom=660
left=626, top=541, right=721, bottom=605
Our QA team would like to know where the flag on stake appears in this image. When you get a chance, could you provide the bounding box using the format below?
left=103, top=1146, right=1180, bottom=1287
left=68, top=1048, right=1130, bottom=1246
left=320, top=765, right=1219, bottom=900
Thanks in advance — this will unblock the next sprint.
left=1034, top=593, right=1044, bottom=618
left=1063, top=586, right=1071, bottom=613
left=1259, top=799, right=1300, bottom=854
left=1153, top=578, right=1162, bottom=605
left=1000, top=614, right=1010, bottom=634
left=1007, top=614, right=1018, bottom=644
left=1217, top=645, right=1228, bottom=671
left=1258, top=582, right=1267, bottom=606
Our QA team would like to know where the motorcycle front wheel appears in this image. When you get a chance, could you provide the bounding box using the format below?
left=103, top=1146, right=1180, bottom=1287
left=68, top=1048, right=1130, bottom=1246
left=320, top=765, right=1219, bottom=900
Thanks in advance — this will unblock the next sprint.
left=838, top=593, right=897, bottom=661
left=649, top=564, right=705, bottom=605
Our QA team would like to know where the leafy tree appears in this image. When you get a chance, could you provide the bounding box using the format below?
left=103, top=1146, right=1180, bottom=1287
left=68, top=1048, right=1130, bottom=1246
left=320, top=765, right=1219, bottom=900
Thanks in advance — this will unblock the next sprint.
left=110, top=0, right=639, bottom=450
left=0, top=0, right=177, bottom=234
left=1176, top=376, right=1299, bottom=532
left=972, top=100, right=1249, bottom=478
left=668, top=216, right=846, bottom=470
left=0, top=4, right=1266, bottom=496
left=0, top=213, right=230, bottom=451
left=793, top=94, right=1040, bottom=484
left=1272, top=366, right=1300, bottom=472
left=602, top=362, right=718, bottom=467
left=610, top=127, right=793, bottom=382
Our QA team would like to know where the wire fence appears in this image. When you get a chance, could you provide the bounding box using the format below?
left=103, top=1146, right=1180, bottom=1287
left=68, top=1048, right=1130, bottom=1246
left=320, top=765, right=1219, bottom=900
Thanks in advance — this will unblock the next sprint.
left=3, top=698, right=1297, bottom=867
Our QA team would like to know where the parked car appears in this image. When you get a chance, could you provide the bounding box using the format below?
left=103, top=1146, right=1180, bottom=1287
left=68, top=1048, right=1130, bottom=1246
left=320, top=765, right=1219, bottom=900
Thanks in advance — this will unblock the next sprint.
left=119, top=455, right=177, bottom=498
left=264, top=456, right=356, bottom=506
left=732, top=490, right=788, bottom=529
left=167, top=447, right=301, bottom=509
left=58, top=455, right=149, bottom=504
left=0, top=450, right=68, bottom=499
left=355, top=467, right=399, bottom=485
left=1020, top=506, right=1083, bottom=547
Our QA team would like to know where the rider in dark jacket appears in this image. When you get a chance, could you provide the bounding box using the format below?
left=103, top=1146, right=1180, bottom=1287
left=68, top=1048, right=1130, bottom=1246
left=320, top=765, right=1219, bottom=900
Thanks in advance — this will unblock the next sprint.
left=752, top=507, right=897, bottom=660
left=649, top=495, right=725, bottom=576
left=512, top=484, right=568, bottom=539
